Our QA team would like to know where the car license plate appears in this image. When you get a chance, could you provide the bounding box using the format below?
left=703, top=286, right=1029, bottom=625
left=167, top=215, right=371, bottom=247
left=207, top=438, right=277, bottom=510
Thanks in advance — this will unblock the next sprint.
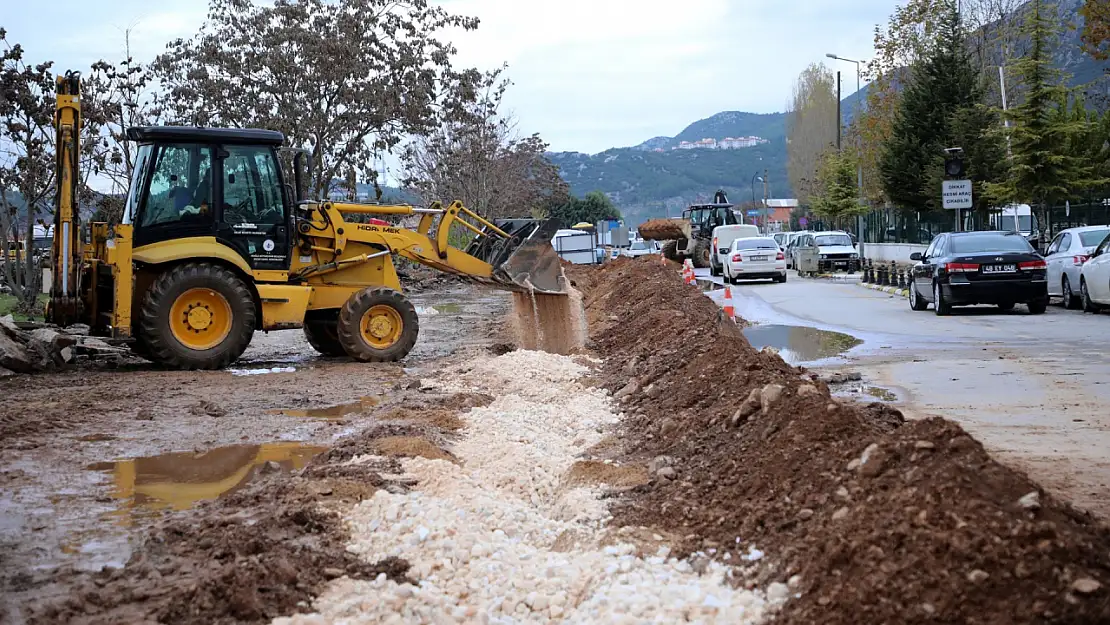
left=749, top=256, right=768, bottom=261
left=983, top=264, right=1017, bottom=274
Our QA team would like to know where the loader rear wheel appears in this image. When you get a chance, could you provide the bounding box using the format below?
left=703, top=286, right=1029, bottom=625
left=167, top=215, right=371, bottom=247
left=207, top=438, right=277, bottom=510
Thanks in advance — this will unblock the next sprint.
left=661, top=241, right=681, bottom=262
left=337, top=287, right=419, bottom=362
left=139, top=263, right=257, bottom=370
left=303, top=310, right=346, bottom=357
left=693, top=239, right=712, bottom=268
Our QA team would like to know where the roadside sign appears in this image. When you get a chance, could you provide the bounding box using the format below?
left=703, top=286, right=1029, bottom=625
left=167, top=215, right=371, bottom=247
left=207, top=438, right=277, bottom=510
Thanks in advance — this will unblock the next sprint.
left=799, top=217, right=808, bottom=227
left=746, top=210, right=760, bottom=217
left=942, top=180, right=973, bottom=210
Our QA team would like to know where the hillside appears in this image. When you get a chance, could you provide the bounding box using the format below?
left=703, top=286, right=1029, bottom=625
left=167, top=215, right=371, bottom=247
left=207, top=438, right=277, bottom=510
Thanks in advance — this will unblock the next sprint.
left=554, top=0, right=1106, bottom=226
left=548, top=138, right=787, bottom=226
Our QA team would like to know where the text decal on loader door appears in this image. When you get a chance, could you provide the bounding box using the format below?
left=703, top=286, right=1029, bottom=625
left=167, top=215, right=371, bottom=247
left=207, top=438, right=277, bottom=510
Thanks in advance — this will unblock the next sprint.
left=357, top=224, right=401, bottom=234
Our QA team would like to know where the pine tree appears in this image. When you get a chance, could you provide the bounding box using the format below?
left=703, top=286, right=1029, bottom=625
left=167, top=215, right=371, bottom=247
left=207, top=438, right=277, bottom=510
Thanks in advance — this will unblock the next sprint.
left=984, top=0, right=1092, bottom=241
left=812, top=150, right=863, bottom=225
left=880, top=1, right=981, bottom=211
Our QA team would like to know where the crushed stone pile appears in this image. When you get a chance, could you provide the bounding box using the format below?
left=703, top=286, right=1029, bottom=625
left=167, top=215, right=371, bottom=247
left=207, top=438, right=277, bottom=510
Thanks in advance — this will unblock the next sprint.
left=566, top=256, right=1110, bottom=624
left=278, top=349, right=783, bottom=624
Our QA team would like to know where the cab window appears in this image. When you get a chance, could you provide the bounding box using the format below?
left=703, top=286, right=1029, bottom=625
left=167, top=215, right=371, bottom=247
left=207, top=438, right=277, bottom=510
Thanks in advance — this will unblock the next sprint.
left=222, top=146, right=285, bottom=226
left=139, top=144, right=213, bottom=228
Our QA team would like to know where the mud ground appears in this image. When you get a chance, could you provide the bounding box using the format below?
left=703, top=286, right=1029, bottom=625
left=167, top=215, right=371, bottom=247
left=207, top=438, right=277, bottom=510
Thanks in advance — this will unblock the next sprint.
left=0, top=283, right=509, bottom=624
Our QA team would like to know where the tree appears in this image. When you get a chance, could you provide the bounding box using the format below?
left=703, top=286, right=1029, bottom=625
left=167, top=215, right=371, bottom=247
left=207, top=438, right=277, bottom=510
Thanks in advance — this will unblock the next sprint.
left=881, top=2, right=986, bottom=211
left=1, top=30, right=57, bottom=309
left=152, top=0, right=483, bottom=198
left=855, top=0, right=953, bottom=206
left=83, top=31, right=163, bottom=224
left=811, top=149, right=864, bottom=225
left=1079, top=1, right=1110, bottom=62
left=985, top=0, right=1093, bottom=240
left=547, top=191, right=621, bottom=228
left=923, top=104, right=1008, bottom=215
left=400, top=68, right=569, bottom=219
left=786, top=63, right=838, bottom=205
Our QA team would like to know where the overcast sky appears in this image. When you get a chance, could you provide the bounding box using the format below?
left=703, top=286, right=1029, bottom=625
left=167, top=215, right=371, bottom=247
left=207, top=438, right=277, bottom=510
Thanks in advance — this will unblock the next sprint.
left=3, top=0, right=890, bottom=157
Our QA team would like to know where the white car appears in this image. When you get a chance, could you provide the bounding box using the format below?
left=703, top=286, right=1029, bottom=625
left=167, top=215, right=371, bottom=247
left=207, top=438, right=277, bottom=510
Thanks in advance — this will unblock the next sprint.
left=710, top=224, right=761, bottom=276
left=1079, top=230, right=1110, bottom=312
left=620, top=239, right=660, bottom=258
left=791, top=231, right=860, bottom=273
left=724, top=237, right=787, bottom=284
left=1044, top=225, right=1110, bottom=309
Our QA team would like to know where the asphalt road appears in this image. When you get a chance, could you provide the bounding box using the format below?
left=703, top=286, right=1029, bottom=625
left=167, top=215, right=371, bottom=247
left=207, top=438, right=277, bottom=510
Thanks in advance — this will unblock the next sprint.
left=700, top=268, right=1110, bottom=517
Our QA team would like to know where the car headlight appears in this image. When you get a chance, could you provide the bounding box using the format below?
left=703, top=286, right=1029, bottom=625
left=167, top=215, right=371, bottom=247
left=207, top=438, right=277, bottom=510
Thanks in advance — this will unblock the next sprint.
left=820, top=254, right=828, bottom=260
left=850, top=253, right=859, bottom=259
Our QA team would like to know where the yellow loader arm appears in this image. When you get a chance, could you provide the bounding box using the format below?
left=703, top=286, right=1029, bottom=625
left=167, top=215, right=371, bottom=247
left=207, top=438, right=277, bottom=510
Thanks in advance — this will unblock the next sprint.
left=294, top=200, right=566, bottom=295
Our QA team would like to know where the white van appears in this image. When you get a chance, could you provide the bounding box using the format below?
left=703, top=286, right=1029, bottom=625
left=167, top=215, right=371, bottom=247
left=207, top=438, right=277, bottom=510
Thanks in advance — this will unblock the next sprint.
left=710, top=224, right=761, bottom=276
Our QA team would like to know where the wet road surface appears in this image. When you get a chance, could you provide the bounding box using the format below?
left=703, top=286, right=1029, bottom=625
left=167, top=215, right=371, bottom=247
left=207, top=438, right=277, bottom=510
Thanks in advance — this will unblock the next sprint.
left=702, top=269, right=1110, bottom=516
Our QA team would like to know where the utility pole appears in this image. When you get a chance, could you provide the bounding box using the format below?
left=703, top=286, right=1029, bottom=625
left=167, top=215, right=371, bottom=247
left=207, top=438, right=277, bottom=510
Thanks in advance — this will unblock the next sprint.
left=763, top=169, right=769, bottom=232
left=827, top=53, right=865, bottom=256
left=835, top=71, right=842, bottom=152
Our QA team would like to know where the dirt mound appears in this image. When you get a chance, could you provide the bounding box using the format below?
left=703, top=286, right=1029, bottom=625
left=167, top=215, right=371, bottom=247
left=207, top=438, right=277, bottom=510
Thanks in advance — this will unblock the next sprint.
left=567, top=256, right=1110, bottom=624
left=373, top=436, right=458, bottom=463
left=565, top=460, right=649, bottom=489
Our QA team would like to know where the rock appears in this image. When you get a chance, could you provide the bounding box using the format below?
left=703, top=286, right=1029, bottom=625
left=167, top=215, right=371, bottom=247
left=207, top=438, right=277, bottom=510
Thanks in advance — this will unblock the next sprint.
left=797, top=508, right=814, bottom=520
left=190, top=400, right=227, bottom=418
left=643, top=384, right=660, bottom=398
left=760, top=384, right=784, bottom=413
left=323, top=567, right=345, bottom=579
left=787, top=574, right=803, bottom=588
left=914, top=440, right=936, bottom=450
left=832, top=506, right=850, bottom=521
left=656, top=467, right=677, bottom=481
left=796, top=384, right=820, bottom=397
left=0, top=328, right=34, bottom=373
left=922, top=603, right=936, bottom=615
left=859, top=446, right=889, bottom=478
left=835, top=486, right=850, bottom=499
left=846, top=458, right=861, bottom=471
left=731, top=389, right=762, bottom=426
left=1072, top=578, right=1101, bottom=594
left=0, top=366, right=14, bottom=377
left=615, top=378, right=640, bottom=400
left=659, top=418, right=678, bottom=436
left=622, top=357, right=639, bottom=376
left=767, top=582, right=790, bottom=603
left=135, top=409, right=155, bottom=421
left=1019, top=491, right=1041, bottom=512
left=967, top=569, right=990, bottom=584
left=826, top=403, right=838, bottom=413
left=258, top=461, right=283, bottom=474
left=405, top=380, right=423, bottom=390
left=648, top=456, right=674, bottom=474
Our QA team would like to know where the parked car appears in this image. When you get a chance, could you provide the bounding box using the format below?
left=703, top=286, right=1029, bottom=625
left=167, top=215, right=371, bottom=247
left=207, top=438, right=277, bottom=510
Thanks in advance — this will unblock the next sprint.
left=791, top=231, right=860, bottom=273
left=1043, top=225, right=1110, bottom=309
left=620, top=239, right=660, bottom=258
left=723, top=237, right=787, bottom=284
left=908, top=231, right=1048, bottom=316
left=1079, top=230, right=1110, bottom=312
left=783, top=231, right=809, bottom=269
left=710, top=224, right=761, bottom=277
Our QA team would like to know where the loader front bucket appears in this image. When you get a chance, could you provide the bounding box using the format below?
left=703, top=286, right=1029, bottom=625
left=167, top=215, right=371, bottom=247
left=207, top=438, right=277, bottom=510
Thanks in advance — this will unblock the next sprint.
left=465, top=218, right=567, bottom=295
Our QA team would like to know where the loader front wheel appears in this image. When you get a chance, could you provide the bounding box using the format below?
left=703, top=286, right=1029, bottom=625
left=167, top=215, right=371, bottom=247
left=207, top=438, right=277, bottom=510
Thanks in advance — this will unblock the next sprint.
left=140, top=263, right=257, bottom=370
left=337, top=287, right=419, bottom=362
left=661, top=241, right=681, bottom=263
left=693, top=239, right=712, bottom=268
left=303, top=310, right=347, bottom=357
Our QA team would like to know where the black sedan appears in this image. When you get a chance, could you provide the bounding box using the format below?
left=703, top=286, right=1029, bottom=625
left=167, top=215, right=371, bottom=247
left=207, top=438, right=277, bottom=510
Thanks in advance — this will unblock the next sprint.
left=908, top=231, right=1049, bottom=315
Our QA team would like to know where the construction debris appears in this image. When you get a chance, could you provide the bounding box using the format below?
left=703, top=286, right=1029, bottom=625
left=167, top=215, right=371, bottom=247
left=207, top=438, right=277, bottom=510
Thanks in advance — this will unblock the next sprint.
left=0, top=316, right=75, bottom=372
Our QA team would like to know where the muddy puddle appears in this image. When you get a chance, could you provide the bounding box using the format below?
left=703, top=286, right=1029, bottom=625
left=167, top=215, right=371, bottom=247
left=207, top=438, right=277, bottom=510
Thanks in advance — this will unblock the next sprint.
left=87, top=442, right=326, bottom=521
left=270, top=396, right=382, bottom=419
left=742, top=324, right=862, bottom=364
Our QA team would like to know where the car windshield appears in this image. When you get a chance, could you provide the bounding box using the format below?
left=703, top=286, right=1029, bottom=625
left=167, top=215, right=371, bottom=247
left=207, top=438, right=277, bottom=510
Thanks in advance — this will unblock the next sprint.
left=815, top=234, right=852, bottom=246
left=1079, top=229, right=1110, bottom=247
left=999, top=215, right=1033, bottom=232
left=949, top=233, right=1033, bottom=254
left=733, top=239, right=778, bottom=250
left=630, top=241, right=647, bottom=250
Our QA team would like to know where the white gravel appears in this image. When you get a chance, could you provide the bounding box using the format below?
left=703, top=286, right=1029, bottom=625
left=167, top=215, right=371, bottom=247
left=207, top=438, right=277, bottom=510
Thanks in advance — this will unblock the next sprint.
left=274, top=350, right=780, bottom=624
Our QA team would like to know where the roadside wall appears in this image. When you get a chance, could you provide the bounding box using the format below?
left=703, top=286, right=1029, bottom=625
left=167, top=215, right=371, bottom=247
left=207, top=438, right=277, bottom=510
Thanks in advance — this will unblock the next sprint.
left=864, top=242, right=927, bottom=263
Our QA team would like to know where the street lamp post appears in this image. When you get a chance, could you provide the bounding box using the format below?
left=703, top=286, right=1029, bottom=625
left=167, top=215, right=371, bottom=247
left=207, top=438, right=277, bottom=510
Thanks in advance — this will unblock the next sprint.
left=751, top=172, right=763, bottom=227
left=827, top=53, right=865, bottom=257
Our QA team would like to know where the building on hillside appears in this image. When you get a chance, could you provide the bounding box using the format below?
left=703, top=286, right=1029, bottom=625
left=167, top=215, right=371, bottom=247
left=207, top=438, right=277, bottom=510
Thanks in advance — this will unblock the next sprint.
left=674, top=136, right=769, bottom=151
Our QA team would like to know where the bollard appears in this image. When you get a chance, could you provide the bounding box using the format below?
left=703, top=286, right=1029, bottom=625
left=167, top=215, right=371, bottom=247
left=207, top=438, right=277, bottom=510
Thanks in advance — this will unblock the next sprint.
left=880, top=264, right=890, bottom=286
left=876, top=264, right=884, bottom=286
left=861, top=259, right=870, bottom=283
left=898, top=268, right=906, bottom=289
left=889, top=261, right=897, bottom=287
left=865, top=259, right=874, bottom=283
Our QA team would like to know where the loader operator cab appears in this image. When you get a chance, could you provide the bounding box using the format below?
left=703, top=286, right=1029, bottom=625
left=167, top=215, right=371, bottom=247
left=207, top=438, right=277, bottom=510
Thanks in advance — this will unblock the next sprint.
left=123, top=127, right=293, bottom=271
left=684, top=203, right=739, bottom=238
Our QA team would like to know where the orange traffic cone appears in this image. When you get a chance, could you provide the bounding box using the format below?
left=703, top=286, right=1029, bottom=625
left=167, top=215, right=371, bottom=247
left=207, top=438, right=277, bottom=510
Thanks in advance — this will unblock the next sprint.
left=660, top=251, right=667, bottom=266
left=722, top=286, right=735, bottom=319
left=683, top=260, right=696, bottom=285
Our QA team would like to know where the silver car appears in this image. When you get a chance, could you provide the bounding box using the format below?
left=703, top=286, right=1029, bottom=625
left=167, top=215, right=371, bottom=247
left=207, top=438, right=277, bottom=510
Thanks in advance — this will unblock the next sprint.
left=1044, top=225, right=1110, bottom=308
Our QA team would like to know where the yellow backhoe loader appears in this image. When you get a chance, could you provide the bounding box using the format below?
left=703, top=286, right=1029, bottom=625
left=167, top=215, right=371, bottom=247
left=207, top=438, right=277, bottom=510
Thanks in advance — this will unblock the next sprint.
left=45, top=72, right=566, bottom=370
